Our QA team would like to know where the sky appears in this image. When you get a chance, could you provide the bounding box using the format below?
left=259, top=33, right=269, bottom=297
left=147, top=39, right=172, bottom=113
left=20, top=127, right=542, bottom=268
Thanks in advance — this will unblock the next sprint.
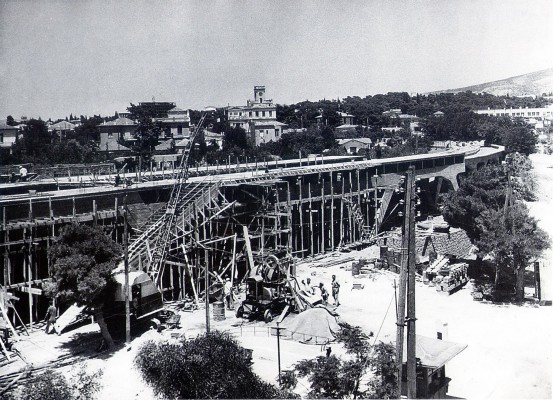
left=0, top=0, right=552, bottom=120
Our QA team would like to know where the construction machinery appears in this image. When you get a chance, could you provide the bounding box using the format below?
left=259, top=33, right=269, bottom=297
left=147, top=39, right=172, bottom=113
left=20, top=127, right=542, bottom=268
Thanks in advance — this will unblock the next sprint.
left=235, top=254, right=321, bottom=323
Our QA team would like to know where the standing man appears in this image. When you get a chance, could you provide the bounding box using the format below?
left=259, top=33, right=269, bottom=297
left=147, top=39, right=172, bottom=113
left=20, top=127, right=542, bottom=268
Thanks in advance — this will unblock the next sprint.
left=319, top=282, right=329, bottom=304
left=331, top=275, right=340, bottom=307
left=224, top=278, right=233, bottom=310
left=44, top=301, right=57, bottom=334
left=19, top=165, right=28, bottom=182
left=305, top=277, right=315, bottom=295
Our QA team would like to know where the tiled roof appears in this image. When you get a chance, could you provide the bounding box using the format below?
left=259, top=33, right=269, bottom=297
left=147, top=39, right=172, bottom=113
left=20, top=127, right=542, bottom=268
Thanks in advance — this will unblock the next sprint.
left=155, top=140, right=174, bottom=151
left=50, top=120, right=76, bottom=130
left=101, top=141, right=131, bottom=152
left=100, top=117, right=136, bottom=126
left=337, top=111, right=355, bottom=118
left=336, top=124, right=360, bottom=130
left=426, top=230, right=475, bottom=259
left=175, top=138, right=190, bottom=147
left=338, top=138, right=372, bottom=145
left=387, top=228, right=476, bottom=260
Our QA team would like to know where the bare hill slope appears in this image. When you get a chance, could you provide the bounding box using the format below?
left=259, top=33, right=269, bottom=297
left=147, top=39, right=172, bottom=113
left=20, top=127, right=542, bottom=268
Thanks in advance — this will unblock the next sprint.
left=434, top=68, right=553, bottom=96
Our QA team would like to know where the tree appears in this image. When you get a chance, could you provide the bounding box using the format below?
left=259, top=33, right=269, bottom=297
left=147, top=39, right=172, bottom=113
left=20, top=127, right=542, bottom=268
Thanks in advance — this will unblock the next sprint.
left=295, top=355, right=361, bottom=398
left=127, top=103, right=162, bottom=163
left=441, top=164, right=507, bottom=240
left=15, top=119, right=52, bottom=162
left=134, top=331, right=295, bottom=399
left=6, top=115, right=15, bottom=126
left=48, top=224, right=121, bottom=348
left=290, top=324, right=397, bottom=399
left=442, top=162, right=549, bottom=300
left=366, top=342, right=398, bottom=399
left=502, top=124, right=536, bottom=155
left=477, top=204, right=549, bottom=301
left=5, top=365, right=103, bottom=400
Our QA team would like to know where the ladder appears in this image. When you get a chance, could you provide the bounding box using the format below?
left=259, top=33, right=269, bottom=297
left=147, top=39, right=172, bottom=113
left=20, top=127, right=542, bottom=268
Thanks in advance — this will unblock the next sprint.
left=136, top=113, right=209, bottom=286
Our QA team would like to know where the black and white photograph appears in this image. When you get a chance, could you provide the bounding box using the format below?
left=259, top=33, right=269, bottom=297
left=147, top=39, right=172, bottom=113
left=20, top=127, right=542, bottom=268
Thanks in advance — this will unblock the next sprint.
left=0, top=1, right=552, bottom=398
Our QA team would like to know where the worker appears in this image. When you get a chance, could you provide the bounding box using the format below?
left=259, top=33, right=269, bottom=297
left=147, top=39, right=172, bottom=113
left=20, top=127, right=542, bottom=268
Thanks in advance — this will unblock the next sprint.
left=331, top=275, right=341, bottom=306
left=319, top=282, right=329, bottom=304
left=44, top=301, right=57, bottom=334
left=224, top=278, right=233, bottom=310
left=19, top=165, right=28, bottom=182
left=0, top=314, right=9, bottom=347
left=305, top=277, right=315, bottom=295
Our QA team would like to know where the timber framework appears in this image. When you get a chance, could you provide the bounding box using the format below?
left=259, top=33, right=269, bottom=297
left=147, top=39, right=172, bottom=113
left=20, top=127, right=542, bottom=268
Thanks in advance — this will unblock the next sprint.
left=0, top=147, right=503, bottom=327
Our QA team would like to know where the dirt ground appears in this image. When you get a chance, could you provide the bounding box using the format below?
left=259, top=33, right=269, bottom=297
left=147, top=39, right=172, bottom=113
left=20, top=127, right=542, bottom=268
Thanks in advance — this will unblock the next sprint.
left=3, top=154, right=552, bottom=399
left=6, top=242, right=551, bottom=399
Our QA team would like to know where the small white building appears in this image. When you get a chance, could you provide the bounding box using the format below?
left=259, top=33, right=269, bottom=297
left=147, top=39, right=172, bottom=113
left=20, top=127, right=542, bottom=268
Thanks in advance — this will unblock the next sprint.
left=337, top=138, right=373, bottom=154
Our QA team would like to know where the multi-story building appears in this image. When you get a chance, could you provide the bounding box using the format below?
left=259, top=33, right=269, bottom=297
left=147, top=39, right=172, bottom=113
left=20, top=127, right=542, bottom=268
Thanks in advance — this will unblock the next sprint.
left=227, top=86, right=286, bottom=146
left=98, top=117, right=136, bottom=154
left=156, top=107, right=190, bottom=139
left=475, top=105, right=553, bottom=120
left=0, top=120, right=18, bottom=149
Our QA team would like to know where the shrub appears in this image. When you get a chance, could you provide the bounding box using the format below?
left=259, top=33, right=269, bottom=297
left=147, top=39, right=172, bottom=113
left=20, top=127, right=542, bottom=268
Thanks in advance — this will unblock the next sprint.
left=134, top=331, right=296, bottom=399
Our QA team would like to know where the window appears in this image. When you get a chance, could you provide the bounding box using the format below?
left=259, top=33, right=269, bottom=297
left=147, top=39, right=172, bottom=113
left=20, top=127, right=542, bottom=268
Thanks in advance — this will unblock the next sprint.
left=178, top=125, right=183, bottom=134
left=249, top=111, right=252, bottom=117
left=262, top=111, right=266, bottom=117
left=256, top=111, right=259, bottom=117
left=108, top=132, right=113, bottom=138
left=0, top=133, right=3, bottom=143
left=269, top=111, right=272, bottom=117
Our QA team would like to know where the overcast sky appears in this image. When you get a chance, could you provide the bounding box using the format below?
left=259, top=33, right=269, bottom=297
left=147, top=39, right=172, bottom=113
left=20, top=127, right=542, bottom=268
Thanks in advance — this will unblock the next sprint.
left=1, top=0, right=552, bottom=120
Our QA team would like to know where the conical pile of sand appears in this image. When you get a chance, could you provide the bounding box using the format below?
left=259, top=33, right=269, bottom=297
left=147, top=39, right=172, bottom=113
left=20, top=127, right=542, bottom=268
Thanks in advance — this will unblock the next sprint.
left=284, top=307, right=340, bottom=345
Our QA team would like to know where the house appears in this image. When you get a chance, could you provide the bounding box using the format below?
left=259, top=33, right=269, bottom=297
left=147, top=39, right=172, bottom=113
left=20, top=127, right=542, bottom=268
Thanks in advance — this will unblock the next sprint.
left=204, top=130, right=224, bottom=148
left=337, top=111, right=355, bottom=125
left=98, top=117, right=137, bottom=153
left=49, top=120, right=76, bottom=141
left=433, top=111, right=445, bottom=118
left=337, top=138, right=372, bottom=154
left=156, top=107, right=190, bottom=139
left=0, top=120, right=18, bottom=149
left=227, top=86, right=287, bottom=146
left=382, top=109, right=402, bottom=118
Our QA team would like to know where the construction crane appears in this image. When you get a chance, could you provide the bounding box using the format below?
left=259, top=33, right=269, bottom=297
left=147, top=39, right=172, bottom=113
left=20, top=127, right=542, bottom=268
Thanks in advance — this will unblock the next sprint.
left=147, top=113, right=208, bottom=286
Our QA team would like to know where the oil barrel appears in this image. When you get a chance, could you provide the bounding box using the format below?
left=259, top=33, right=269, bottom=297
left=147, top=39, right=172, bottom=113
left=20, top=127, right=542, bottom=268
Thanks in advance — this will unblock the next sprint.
left=213, top=301, right=226, bottom=321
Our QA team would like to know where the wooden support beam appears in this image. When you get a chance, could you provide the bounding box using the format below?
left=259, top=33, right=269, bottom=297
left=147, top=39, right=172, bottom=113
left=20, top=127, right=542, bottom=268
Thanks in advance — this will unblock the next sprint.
left=348, top=171, right=353, bottom=243
left=242, top=225, right=255, bottom=275
left=330, top=172, right=335, bottom=251
left=286, top=181, right=292, bottom=256
left=320, top=178, right=325, bottom=254
left=308, top=182, right=314, bottom=257
left=340, top=177, right=344, bottom=248
left=298, top=179, right=304, bottom=256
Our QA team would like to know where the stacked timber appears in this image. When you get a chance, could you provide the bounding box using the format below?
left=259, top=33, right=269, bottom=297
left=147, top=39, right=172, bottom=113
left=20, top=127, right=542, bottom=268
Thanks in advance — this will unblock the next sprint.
left=433, top=263, right=469, bottom=294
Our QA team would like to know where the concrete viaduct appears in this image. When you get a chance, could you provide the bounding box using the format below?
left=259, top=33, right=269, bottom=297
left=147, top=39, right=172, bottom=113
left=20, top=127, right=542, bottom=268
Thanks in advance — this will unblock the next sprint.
left=0, top=145, right=503, bottom=326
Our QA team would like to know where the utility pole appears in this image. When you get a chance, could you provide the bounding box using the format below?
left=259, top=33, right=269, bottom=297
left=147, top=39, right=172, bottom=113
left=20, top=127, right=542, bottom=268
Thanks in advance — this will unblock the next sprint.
left=124, top=192, right=131, bottom=344
left=276, top=321, right=282, bottom=385
left=396, top=166, right=417, bottom=399
left=406, top=167, right=417, bottom=399
left=205, top=260, right=210, bottom=333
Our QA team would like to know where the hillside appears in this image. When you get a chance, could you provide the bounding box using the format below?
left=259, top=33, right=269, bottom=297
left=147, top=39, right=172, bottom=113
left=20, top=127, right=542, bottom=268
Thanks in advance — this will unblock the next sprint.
left=434, top=68, right=553, bottom=97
